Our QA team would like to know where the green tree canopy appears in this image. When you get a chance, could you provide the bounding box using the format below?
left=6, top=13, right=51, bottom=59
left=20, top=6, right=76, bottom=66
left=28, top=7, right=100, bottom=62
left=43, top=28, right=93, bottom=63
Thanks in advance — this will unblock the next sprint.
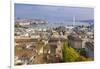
left=62, top=42, right=80, bottom=62
left=62, top=42, right=93, bottom=62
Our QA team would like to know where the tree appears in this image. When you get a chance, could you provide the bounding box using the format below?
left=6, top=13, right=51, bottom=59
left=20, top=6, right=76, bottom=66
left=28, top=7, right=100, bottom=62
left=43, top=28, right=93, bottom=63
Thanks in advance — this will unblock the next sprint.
left=79, top=48, right=87, bottom=57
left=62, top=42, right=80, bottom=62
left=62, top=42, right=93, bottom=62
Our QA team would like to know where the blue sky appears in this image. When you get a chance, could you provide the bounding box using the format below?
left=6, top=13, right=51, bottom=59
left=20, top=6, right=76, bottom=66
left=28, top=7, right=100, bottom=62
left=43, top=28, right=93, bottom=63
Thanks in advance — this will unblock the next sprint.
left=15, top=3, right=94, bottom=23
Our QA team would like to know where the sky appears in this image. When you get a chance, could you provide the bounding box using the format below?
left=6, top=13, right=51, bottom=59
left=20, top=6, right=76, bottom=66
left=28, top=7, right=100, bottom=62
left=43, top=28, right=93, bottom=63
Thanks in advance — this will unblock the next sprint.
left=15, top=3, right=94, bottom=23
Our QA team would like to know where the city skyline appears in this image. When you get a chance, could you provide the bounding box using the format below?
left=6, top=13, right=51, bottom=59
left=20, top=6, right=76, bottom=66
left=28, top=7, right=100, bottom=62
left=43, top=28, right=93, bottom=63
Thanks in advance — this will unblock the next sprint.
left=14, top=3, right=94, bottom=65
